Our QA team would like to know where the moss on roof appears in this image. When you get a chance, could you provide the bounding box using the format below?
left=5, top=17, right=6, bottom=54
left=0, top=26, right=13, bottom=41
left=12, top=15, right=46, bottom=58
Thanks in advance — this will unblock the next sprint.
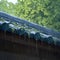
left=0, top=17, right=60, bottom=47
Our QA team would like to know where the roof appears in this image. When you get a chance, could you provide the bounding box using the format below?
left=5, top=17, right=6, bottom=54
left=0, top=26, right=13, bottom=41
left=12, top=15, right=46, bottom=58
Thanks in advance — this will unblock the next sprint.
left=0, top=12, right=60, bottom=47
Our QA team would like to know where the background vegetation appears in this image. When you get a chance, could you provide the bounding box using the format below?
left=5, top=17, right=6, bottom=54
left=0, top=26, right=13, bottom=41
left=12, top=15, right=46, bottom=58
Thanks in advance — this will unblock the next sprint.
left=0, top=0, right=60, bottom=32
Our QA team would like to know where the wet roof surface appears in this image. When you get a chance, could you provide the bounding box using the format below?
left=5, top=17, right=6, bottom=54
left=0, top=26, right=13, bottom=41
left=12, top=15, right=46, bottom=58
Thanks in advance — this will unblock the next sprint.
left=0, top=12, right=60, bottom=47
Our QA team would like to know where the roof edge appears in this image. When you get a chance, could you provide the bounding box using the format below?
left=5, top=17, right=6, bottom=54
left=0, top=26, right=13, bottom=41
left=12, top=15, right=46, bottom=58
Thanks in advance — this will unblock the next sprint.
left=0, top=11, right=60, bottom=39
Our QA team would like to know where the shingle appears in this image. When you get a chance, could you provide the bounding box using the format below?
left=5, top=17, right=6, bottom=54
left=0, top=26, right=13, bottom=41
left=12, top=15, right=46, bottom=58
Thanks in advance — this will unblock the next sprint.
left=0, top=23, right=9, bottom=31
left=34, top=32, right=41, bottom=40
left=29, top=31, right=35, bottom=39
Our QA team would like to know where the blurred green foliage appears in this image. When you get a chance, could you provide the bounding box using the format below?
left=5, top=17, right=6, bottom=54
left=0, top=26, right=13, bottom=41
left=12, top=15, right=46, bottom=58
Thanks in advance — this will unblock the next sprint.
left=0, top=0, right=60, bottom=31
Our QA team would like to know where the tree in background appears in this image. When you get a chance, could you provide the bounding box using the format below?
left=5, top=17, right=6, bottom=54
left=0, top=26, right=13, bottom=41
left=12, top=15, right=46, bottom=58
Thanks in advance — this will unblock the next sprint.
left=0, top=0, right=60, bottom=32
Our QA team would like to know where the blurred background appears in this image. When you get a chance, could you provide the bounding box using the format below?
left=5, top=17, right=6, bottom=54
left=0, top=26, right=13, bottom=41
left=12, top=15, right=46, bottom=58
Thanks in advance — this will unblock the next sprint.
left=0, top=0, right=60, bottom=32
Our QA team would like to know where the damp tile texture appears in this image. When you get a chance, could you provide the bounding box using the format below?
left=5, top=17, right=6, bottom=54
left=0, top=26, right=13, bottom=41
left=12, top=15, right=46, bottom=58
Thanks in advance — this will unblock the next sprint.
left=0, top=17, right=60, bottom=47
